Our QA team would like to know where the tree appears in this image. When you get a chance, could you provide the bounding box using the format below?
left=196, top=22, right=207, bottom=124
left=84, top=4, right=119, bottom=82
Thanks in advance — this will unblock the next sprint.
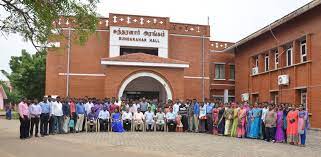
left=0, top=0, right=99, bottom=50
left=1, top=49, right=46, bottom=100
left=0, top=80, right=20, bottom=105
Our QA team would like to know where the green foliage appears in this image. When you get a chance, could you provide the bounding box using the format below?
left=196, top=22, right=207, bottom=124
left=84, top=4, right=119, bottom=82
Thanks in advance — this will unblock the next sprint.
left=0, top=80, right=20, bottom=104
left=1, top=49, right=46, bottom=100
left=0, top=0, right=99, bottom=49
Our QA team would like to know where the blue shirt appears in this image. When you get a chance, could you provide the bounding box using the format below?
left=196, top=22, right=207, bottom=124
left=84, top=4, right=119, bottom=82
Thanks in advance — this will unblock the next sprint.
left=193, top=102, right=200, bottom=116
left=39, top=101, right=50, bottom=114
left=206, top=103, right=214, bottom=114
left=76, top=103, right=85, bottom=115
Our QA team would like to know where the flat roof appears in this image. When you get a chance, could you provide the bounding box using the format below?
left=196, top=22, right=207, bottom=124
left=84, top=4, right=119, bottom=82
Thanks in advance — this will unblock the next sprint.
left=223, top=0, right=321, bottom=52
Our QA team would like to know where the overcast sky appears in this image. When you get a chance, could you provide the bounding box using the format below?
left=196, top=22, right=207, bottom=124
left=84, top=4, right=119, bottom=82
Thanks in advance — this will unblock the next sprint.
left=0, top=0, right=312, bottom=80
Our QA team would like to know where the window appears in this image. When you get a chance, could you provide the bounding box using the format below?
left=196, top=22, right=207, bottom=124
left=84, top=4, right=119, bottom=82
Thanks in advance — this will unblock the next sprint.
left=255, top=56, right=259, bottom=67
left=215, top=64, right=225, bottom=79
left=300, top=40, right=307, bottom=62
left=286, top=48, right=293, bottom=66
left=275, top=51, right=279, bottom=69
left=229, top=65, right=235, bottom=80
left=264, top=54, right=269, bottom=72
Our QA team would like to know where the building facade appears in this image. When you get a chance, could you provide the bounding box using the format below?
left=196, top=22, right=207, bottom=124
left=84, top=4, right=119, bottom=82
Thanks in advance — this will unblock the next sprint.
left=225, top=1, right=321, bottom=128
left=46, top=13, right=234, bottom=103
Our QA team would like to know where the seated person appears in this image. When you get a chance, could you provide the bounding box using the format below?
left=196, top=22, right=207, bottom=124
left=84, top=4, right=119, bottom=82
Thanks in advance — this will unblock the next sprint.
left=122, top=108, right=133, bottom=131
left=111, top=108, right=125, bottom=132
left=87, top=107, right=97, bottom=132
left=166, top=107, right=176, bottom=132
left=155, top=108, right=165, bottom=131
left=133, top=108, right=145, bottom=131
left=98, top=106, right=110, bottom=132
left=144, top=107, right=155, bottom=131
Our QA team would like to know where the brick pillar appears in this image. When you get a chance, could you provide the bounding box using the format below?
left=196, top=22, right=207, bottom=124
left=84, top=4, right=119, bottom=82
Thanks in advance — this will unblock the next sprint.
left=278, top=46, right=285, bottom=67
left=293, top=40, right=300, bottom=64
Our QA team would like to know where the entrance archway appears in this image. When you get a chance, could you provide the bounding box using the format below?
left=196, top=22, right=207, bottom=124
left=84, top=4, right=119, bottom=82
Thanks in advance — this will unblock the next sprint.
left=118, top=72, right=172, bottom=102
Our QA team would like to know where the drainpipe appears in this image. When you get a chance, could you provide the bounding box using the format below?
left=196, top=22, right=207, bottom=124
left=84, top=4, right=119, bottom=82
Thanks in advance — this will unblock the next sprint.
left=66, top=27, right=71, bottom=97
left=201, top=35, right=205, bottom=101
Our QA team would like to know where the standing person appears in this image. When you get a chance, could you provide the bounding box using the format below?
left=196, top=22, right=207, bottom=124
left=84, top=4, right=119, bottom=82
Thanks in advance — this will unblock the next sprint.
left=264, top=106, right=277, bottom=142
left=261, top=104, right=269, bottom=140
left=109, top=99, right=119, bottom=114
left=237, top=104, right=247, bottom=138
left=249, top=104, right=261, bottom=139
left=47, top=96, right=54, bottom=134
left=5, top=104, right=12, bottom=120
left=98, top=106, right=110, bottom=132
left=283, top=104, right=290, bottom=142
left=69, top=98, right=77, bottom=131
left=224, top=104, right=234, bottom=136
left=39, top=97, right=50, bottom=136
left=217, top=103, right=225, bottom=135
left=75, top=100, right=85, bottom=133
left=286, top=106, right=299, bottom=145
left=275, top=107, right=285, bottom=143
left=140, top=97, right=148, bottom=114
left=298, top=106, right=310, bottom=147
left=178, top=101, right=188, bottom=132
left=199, top=102, right=207, bottom=133
left=173, top=99, right=181, bottom=115
left=212, top=104, right=219, bottom=135
left=187, top=99, right=195, bottom=132
left=62, top=99, right=70, bottom=133
left=246, top=105, right=253, bottom=138
left=230, top=103, right=239, bottom=137
left=51, top=97, right=63, bottom=134
left=206, top=100, right=214, bottom=134
left=111, top=108, right=125, bottom=132
left=29, top=99, right=42, bottom=137
left=122, top=107, right=132, bottom=131
left=18, top=98, right=30, bottom=139
left=192, top=99, right=200, bottom=133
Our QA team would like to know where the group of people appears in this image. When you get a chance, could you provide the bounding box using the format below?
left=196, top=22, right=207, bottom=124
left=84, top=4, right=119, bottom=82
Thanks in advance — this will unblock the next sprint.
left=17, top=96, right=310, bottom=146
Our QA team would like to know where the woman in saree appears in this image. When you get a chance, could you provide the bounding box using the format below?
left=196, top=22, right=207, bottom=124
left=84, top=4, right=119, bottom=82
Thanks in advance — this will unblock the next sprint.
left=275, top=107, right=285, bottom=143
left=249, top=103, right=261, bottom=139
left=298, top=106, right=310, bottom=146
left=111, top=108, right=125, bottom=133
left=246, top=105, right=253, bottom=138
left=237, top=104, right=247, bottom=138
left=230, top=103, right=239, bottom=137
left=212, top=105, right=220, bottom=135
left=217, top=103, right=225, bottom=135
left=286, top=106, right=299, bottom=145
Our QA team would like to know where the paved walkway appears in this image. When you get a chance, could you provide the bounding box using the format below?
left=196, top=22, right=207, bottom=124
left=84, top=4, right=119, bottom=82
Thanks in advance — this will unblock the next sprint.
left=0, top=119, right=320, bottom=157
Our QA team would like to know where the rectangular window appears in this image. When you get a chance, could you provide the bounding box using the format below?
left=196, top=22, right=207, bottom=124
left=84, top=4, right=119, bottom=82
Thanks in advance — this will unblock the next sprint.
left=255, top=56, right=259, bottom=68
left=229, top=65, right=235, bottom=80
left=275, top=51, right=279, bottom=69
left=264, top=54, right=269, bottom=72
left=215, top=64, right=225, bottom=79
left=300, top=40, right=307, bottom=62
left=286, top=48, right=293, bottom=66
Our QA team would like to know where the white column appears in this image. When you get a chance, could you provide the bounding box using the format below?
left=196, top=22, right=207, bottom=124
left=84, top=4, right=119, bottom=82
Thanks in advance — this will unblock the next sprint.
left=224, top=89, right=229, bottom=103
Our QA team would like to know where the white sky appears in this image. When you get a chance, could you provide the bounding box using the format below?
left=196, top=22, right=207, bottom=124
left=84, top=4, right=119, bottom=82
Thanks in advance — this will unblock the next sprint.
left=0, top=0, right=312, bottom=80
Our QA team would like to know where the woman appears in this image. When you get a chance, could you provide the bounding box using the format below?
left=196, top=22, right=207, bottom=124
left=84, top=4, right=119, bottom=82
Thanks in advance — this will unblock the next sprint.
left=217, top=103, right=225, bottom=135
left=212, top=105, right=220, bottom=135
left=246, top=105, right=253, bottom=138
left=237, top=104, right=247, bottom=138
left=298, top=106, right=310, bottom=146
left=275, top=107, right=285, bottom=143
left=249, top=104, right=261, bottom=139
left=286, top=106, right=299, bottom=145
left=111, top=108, right=125, bottom=132
left=230, top=103, right=239, bottom=137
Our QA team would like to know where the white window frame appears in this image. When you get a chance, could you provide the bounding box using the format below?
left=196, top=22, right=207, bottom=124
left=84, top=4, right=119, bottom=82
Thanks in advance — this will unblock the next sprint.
left=300, top=40, right=307, bottom=63
left=275, top=51, right=279, bottom=69
left=215, top=64, right=225, bottom=80
left=286, top=48, right=293, bottom=66
left=264, top=54, right=269, bottom=72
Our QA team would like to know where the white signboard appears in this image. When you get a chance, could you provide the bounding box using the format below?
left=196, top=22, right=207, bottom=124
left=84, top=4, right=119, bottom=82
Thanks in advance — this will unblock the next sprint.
left=109, top=26, right=168, bottom=58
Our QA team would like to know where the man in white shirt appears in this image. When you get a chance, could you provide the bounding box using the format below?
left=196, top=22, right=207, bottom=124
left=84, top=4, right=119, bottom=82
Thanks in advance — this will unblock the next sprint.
left=84, top=100, right=94, bottom=115
left=122, top=108, right=133, bottom=131
left=166, top=107, right=176, bottom=132
left=155, top=108, right=165, bottom=131
left=144, top=107, right=155, bottom=131
left=133, top=108, right=144, bottom=131
left=98, top=106, right=110, bottom=132
left=173, top=99, right=181, bottom=115
left=51, top=97, right=63, bottom=134
left=261, top=103, right=269, bottom=140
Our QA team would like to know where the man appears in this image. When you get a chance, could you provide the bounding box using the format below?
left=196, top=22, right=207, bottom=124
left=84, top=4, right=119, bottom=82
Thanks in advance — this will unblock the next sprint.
left=122, top=107, right=133, bottom=131
left=29, top=99, right=42, bottom=137
left=39, top=97, right=50, bottom=136
left=265, top=105, right=277, bottom=142
left=18, top=98, right=29, bottom=139
left=206, top=99, right=214, bottom=133
left=144, top=107, right=155, bottom=131
left=261, top=103, right=269, bottom=140
left=62, top=98, right=70, bottom=133
left=51, top=97, right=64, bottom=134
left=166, top=107, right=176, bottom=132
left=86, top=107, right=97, bottom=132
left=98, top=106, right=110, bottom=132
left=193, top=99, right=200, bottom=133
left=69, top=98, right=77, bottom=132
left=76, top=100, right=85, bottom=133
left=198, top=102, right=207, bottom=133
left=140, top=97, right=148, bottom=114
left=133, top=108, right=145, bottom=131
left=155, top=108, right=165, bottom=131
left=47, top=96, right=55, bottom=134
left=178, top=101, right=188, bottom=132
left=84, top=99, right=94, bottom=115
left=173, top=99, right=181, bottom=115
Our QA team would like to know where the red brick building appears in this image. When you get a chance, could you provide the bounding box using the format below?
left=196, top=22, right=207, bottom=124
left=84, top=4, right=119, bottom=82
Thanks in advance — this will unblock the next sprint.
left=224, top=0, right=321, bottom=128
left=46, top=13, right=234, bottom=103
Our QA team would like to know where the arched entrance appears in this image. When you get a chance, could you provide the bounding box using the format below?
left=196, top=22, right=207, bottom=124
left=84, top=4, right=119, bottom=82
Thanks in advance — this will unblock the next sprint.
left=118, top=72, right=172, bottom=103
